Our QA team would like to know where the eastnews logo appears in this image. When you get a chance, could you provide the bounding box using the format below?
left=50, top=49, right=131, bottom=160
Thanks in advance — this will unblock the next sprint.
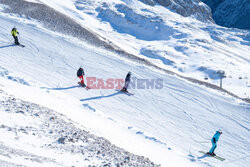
left=84, top=77, right=163, bottom=89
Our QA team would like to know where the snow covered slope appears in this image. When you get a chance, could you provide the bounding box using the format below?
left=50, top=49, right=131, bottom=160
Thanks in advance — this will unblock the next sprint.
left=137, top=0, right=213, bottom=22
left=0, top=1, right=249, bottom=167
left=9, top=0, right=248, bottom=98
left=0, top=88, right=158, bottom=167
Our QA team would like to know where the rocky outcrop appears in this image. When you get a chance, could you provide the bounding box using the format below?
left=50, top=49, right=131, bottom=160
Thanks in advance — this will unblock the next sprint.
left=138, top=0, right=214, bottom=22
left=201, top=0, right=250, bottom=29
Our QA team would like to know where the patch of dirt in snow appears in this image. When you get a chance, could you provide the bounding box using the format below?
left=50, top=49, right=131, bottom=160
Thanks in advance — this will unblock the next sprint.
left=0, top=89, right=160, bottom=167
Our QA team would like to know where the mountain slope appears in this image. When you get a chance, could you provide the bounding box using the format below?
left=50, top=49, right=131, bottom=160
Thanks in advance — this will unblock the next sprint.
left=27, top=0, right=249, bottom=98
left=201, top=0, right=250, bottom=30
left=138, top=0, right=213, bottom=22
left=0, top=7, right=250, bottom=167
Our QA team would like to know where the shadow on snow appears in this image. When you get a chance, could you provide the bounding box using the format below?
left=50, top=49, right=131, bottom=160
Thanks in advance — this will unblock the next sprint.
left=0, top=44, right=16, bottom=49
left=197, top=154, right=210, bottom=160
left=40, top=85, right=79, bottom=90
left=80, top=92, right=121, bottom=102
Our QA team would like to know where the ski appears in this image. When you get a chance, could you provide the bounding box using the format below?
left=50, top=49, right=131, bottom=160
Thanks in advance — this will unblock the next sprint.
left=15, top=44, right=25, bottom=47
left=199, top=151, right=225, bottom=161
left=78, top=82, right=90, bottom=90
left=115, top=89, right=134, bottom=96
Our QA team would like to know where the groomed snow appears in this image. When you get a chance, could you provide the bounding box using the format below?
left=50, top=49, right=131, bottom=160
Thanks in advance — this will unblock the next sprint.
left=0, top=1, right=249, bottom=167
left=36, top=0, right=249, bottom=98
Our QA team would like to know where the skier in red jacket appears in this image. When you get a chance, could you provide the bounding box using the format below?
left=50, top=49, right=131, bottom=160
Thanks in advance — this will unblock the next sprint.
left=77, top=67, right=85, bottom=86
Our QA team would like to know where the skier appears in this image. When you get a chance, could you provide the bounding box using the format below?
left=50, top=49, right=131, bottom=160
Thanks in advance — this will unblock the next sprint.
left=11, top=27, right=20, bottom=45
left=122, top=71, right=131, bottom=92
left=207, top=130, right=222, bottom=156
left=77, top=67, right=85, bottom=86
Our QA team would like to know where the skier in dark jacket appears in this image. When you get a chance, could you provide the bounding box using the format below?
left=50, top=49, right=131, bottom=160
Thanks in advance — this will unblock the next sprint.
left=77, top=67, right=85, bottom=86
left=11, top=27, right=20, bottom=45
left=122, top=71, right=131, bottom=92
left=208, top=130, right=222, bottom=156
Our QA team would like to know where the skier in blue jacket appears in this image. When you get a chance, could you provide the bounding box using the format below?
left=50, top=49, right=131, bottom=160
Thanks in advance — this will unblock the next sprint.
left=208, top=130, right=222, bottom=156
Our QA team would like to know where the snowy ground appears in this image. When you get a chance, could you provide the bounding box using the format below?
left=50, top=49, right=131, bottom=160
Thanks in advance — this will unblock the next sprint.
left=0, top=0, right=250, bottom=167
left=31, top=0, right=250, bottom=98
left=0, top=88, right=159, bottom=167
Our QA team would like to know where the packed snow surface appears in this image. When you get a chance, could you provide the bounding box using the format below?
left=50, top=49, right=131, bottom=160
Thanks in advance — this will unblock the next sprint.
left=34, top=0, right=250, bottom=98
left=0, top=0, right=249, bottom=167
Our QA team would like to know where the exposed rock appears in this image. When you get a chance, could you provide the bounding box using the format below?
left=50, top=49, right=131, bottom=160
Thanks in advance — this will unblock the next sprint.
left=139, top=0, right=213, bottom=22
left=201, top=0, right=250, bottom=29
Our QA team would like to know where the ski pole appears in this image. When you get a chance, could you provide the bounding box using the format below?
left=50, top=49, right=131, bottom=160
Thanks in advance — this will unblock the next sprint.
left=19, top=34, right=22, bottom=44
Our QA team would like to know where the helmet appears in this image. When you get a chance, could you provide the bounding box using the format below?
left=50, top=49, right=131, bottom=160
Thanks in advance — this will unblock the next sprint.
left=128, top=71, right=131, bottom=75
left=218, top=129, right=222, bottom=134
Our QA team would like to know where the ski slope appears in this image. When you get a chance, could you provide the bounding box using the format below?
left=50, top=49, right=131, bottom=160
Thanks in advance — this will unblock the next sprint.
left=0, top=2, right=250, bottom=167
left=32, top=0, right=250, bottom=99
